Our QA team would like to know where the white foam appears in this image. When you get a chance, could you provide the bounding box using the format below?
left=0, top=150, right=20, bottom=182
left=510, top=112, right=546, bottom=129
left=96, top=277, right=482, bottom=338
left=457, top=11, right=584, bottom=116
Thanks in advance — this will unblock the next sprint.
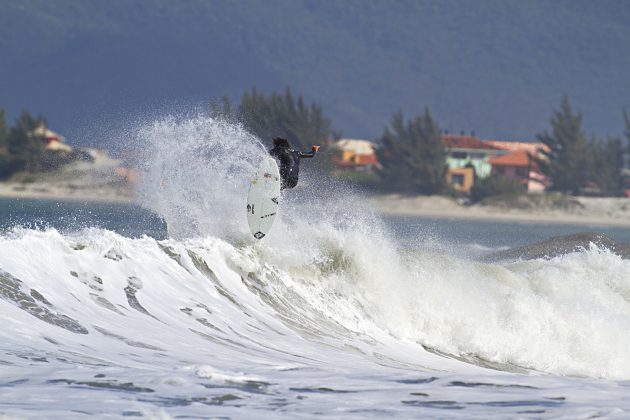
left=3, top=115, right=630, bottom=416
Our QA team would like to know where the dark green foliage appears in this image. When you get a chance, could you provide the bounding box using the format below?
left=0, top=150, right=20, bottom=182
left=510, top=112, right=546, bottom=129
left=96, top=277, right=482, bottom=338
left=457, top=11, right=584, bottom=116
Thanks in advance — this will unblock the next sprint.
left=0, top=109, right=81, bottom=178
left=538, top=97, right=589, bottom=194
left=212, top=88, right=332, bottom=151
left=212, top=87, right=334, bottom=174
left=585, top=136, right=624, bottom=196
left=38, top=149, right=83, bottom=172
left=0, top=109, right=11, bottom=178
left=624, top=109, right=630, bottom=147
left=470, top=174, right=525, bottom=203
left=7, top=111, right=46, bottom=173
left=538, top=98, right=627, bottom=196
left=209, top=96, right=235, bottom=123
left=536, top=98, right=627, bottom=196
left=376, top=110, right=447, bottom=194
left=239, top=88, right=331, bottom=151
left=621, top=109, right=630, bottom=193
left=0, top=109, right=7, bottom=149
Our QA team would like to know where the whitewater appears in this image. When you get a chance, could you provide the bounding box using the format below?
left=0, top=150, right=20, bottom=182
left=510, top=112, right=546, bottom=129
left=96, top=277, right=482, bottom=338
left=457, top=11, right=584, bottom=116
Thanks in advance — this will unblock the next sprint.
left=2, top=116, right=630, bottom=418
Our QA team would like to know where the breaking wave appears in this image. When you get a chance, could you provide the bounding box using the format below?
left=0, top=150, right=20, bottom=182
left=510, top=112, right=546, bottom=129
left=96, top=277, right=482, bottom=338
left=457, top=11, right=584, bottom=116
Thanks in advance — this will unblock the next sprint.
left=3, top=115, right=630, bottom=417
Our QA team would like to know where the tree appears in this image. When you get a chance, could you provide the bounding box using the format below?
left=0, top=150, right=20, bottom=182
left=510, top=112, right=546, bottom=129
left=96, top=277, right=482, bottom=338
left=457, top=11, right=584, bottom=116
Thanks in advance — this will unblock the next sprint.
left=237, top=87, right=332, bottom=151
left=624, top=109, right=630, bottom=161
left=470, top=174, right=525, bottom=202
left=537, top=96, right=589, bottom=195
left=0, top=109, right=10, bottom=177
left=376, top=109, right=447, bottom=194
left=212, top=87, right=332, bottom=151
left=7, top=110, right=46, bottom=173
left=585, top=136, right=624, bottom=196
left=0, top=109, right=7, bottom=149
left=212, top=87, right=335, bottom=173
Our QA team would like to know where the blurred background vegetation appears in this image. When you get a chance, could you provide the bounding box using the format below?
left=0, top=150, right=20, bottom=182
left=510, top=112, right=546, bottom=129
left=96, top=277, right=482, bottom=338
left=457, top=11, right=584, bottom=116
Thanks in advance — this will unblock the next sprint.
left=2, top=1, right=629, bottom=200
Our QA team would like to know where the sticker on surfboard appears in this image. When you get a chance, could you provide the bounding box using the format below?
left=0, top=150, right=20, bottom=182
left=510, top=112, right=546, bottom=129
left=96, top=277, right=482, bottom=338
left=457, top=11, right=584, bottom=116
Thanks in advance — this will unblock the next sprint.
left=246, top=156, right=280, bottom=239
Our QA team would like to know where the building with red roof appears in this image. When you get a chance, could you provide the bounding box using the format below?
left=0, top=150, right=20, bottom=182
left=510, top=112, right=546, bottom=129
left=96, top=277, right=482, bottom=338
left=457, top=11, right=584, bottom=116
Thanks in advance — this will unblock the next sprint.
left=442, top=134, right=505, bottom=181
left=442, top=134, right=550, bottom=193
left=331, top=139, right=381, bottom=172
left=489, top=149, right=549, bottom=192
left=484, top=140, right=549, bottom=156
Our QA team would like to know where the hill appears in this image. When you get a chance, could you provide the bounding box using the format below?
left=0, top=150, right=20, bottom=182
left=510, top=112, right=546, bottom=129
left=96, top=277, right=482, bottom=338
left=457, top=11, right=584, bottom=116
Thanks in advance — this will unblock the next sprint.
left=1, top=0, right=629, bottom=146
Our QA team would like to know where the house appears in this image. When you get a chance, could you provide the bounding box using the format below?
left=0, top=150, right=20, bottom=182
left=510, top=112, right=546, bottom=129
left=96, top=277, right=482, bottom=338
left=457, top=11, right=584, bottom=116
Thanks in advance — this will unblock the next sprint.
left=446, top=166, right=475, bottom=193
left=483, top=140, right=549, bottom=156
left=486, top=141, right=549, bottom=192
left=331, top=139, right=381, bottom=172
left=441, top=134, right=506, bottom=194
left=32, top=125, right=72, bottom=152
left=442, top=134, right=551, bottom=193
left=442, top=134, right=505, bottom=179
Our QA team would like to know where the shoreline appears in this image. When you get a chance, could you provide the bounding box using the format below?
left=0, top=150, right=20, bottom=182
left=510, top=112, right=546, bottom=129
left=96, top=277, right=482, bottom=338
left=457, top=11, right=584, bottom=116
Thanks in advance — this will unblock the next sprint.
left=3, top=182, right=630, bottom=228
left=0, top=182, right=133, bottom=204
left=377, top=206, right=630, bottom=228
left=369, top=194, right=630, bottom=228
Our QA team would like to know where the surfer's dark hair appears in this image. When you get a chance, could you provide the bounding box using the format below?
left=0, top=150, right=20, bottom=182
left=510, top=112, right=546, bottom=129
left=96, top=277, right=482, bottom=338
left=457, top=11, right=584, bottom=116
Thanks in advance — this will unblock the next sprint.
left=273, top=137, right=290, bottom=147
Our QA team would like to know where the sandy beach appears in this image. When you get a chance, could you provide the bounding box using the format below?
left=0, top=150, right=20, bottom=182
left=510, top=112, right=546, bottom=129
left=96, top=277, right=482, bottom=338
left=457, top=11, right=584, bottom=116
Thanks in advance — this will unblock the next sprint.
left=370, top=194, right=630, bottom=227
left=0, top=181, right=132, bottom=203
left=3, top=173, right=630, bottom=228
left=0, top=164, right=133, bottom=204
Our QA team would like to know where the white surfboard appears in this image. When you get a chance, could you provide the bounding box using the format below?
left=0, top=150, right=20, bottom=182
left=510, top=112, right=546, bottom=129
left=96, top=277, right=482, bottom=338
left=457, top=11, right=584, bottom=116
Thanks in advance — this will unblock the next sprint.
left=246, top=156, right=281, bottom=239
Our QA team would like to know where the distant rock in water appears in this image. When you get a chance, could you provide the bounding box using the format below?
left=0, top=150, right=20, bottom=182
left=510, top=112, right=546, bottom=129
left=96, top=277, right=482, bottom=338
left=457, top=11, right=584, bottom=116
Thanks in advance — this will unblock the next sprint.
left=484, top=232, right=630, bottom=262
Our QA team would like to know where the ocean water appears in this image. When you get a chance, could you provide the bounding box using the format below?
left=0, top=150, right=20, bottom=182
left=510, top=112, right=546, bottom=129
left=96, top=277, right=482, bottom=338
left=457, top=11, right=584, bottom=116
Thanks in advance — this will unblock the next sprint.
left=2, top=116, right=630, bottom=419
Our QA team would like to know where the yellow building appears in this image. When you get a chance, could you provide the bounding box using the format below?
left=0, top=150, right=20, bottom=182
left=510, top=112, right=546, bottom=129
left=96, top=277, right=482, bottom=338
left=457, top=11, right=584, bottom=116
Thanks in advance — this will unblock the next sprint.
left=331, top=139, right=380, bottom=171
left=446, top=166, right=475, bottom=193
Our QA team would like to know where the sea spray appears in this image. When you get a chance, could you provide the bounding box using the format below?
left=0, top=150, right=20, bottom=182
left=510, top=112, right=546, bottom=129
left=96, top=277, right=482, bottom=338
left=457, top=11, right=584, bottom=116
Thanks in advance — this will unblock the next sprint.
left=129, top=114, right=630, bottom=379
left=133, top=115, right=265, bottom=238
left=318, top=243, right=630, bottom=379
left=3, top=116, right=630, bottom=416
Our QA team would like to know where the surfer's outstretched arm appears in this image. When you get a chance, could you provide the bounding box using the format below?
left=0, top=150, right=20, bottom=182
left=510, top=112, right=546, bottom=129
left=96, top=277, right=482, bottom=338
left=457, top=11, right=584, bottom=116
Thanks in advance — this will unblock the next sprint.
left=298, top=145, right=320, bottom=158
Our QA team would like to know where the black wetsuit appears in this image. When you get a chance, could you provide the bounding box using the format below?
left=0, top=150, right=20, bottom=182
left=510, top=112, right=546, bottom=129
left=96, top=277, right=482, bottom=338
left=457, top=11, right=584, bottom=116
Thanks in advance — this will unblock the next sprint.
left=269, top=146, right=316, bottom=189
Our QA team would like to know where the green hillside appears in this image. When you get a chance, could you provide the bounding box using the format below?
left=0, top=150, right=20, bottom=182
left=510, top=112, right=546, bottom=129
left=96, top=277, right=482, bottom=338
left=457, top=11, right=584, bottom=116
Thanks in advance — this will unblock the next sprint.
left=0, top=0, right=629, bottom=144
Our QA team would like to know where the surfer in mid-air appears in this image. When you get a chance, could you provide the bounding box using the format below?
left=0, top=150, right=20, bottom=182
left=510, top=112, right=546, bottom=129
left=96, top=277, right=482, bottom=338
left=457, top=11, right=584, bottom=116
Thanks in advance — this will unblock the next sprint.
left=269, top=137, right=320, bottom=190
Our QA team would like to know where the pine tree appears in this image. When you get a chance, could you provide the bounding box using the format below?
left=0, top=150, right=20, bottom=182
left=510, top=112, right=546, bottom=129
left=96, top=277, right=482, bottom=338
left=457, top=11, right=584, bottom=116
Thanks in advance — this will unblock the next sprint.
left=587, top=136, right=623, bottom=196
left=209, top=96, right=235, bottom=121
left=376, top=109, right=447, bottom=194
left=0, top=109, right=7, bottom=149
left=537, top=96, right=589, bottom=195
left=0, top=108, right=10, bottom=177
left=210, top=87, right=335, bottom=174
left=226, top=87, right=332, bottom=151
left=624, top=109, right=630, bottom=155
left=7, top=110, right=46, bottom=173
left=212, top=87, right=333, bottom=158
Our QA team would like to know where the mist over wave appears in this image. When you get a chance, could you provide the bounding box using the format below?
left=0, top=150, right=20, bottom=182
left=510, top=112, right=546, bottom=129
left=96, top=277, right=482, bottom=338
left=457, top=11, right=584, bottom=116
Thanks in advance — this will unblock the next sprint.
left=134, top=115, right=265, bottom=238
left=3, top=115, right=630, bottom=416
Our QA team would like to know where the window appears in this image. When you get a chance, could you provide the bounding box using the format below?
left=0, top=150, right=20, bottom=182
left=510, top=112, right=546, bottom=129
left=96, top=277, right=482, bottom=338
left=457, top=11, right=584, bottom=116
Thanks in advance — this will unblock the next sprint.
left=451, top=152, right=467, bottom=159
left=452, top=174, right=465, bottom=186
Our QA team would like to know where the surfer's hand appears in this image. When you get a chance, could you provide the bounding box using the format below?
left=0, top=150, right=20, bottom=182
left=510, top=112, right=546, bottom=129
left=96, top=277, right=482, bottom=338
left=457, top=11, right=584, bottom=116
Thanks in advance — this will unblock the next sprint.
left=312, top=145, right=320, bottom=152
